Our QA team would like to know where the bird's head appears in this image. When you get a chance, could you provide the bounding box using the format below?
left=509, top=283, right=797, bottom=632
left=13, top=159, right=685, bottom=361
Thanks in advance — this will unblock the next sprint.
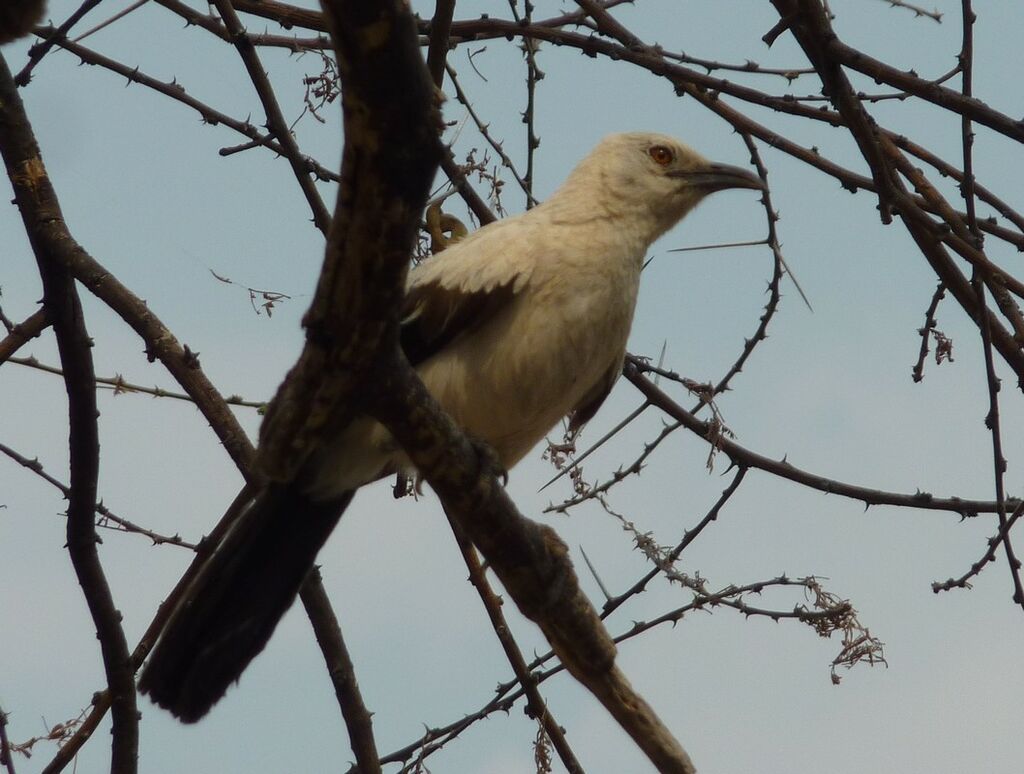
left=558, top=132, right=765, bottom=241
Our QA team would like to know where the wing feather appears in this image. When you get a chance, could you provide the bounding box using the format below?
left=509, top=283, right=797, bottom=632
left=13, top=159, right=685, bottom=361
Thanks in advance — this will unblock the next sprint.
left=400, top=279, right=518, bottom=366
left=400, top=218, right=536, bottom=367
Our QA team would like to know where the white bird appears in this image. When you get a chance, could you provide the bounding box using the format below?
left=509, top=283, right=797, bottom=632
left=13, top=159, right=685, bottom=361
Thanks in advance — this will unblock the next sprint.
left=139, top=131, right=764, bottom=721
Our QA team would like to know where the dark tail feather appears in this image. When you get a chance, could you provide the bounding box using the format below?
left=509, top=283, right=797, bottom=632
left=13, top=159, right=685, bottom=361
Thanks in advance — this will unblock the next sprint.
left=139, top=482, right=354, bottom=722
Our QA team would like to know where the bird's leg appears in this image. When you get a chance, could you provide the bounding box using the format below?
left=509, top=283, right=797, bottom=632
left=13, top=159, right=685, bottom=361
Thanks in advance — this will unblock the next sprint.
left=392, top=471, right=416, bottom=499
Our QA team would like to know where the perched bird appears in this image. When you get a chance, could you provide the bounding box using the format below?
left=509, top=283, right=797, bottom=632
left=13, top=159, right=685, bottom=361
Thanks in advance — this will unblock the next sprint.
left=139, top=132, right=764, bottom=721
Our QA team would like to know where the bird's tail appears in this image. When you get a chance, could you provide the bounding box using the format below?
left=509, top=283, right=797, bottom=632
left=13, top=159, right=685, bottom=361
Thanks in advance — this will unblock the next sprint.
left=139, top=482, right=354, bottom=722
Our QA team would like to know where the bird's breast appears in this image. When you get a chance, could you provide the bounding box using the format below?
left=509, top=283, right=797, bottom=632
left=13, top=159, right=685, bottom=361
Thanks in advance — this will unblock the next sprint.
left=416, top=261, right=641, bottom=467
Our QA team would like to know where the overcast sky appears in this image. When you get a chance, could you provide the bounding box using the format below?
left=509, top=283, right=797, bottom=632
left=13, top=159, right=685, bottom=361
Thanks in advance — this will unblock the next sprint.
left=2, top=1, right=1023, bottom=772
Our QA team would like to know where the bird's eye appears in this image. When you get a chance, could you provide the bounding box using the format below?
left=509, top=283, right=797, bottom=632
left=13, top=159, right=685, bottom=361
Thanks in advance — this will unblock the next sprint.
left=648, top=145, right=674, bottom=166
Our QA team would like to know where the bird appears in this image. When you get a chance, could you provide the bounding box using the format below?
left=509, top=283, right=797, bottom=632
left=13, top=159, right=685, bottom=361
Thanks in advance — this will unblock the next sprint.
left=139, top=131, right=765, bottom=721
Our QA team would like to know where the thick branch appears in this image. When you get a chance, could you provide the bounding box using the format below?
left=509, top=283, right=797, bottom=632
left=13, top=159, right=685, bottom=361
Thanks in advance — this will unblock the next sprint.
left=425, top=0, right=455, bottom=86
left=825, top=34, right=1024, bottom=144
left=371, top=362, right=694, bottom=773
left=257, top=0, right=442, bottom=478
left=255, top=0, right=696, bottom=769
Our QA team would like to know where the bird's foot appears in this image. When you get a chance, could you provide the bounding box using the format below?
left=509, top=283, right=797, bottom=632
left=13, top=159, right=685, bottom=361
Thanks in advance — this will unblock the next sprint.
left=392, top=472, right=421, bottom=499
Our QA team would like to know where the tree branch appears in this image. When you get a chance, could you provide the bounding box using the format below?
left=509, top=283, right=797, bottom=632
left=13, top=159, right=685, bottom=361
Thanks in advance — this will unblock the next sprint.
left=300, top=569, right=381, bottom=774
left=0, top=51, right=138, bottom=774
left=623, top=365, right=1017, bottom=517
left=0, top=308, right=48, bottom=364
left=210, top=0, right=331, bottom=234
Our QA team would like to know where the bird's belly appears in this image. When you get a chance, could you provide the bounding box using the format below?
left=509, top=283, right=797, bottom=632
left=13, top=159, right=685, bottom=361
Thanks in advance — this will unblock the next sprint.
left=419, top=298, right=628, bottom=467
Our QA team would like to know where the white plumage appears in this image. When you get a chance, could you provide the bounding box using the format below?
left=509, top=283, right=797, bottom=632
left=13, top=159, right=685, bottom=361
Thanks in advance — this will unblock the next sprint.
left=309, top=131, right=764, bottom=496
left=139, top=130, right=764, bottom=722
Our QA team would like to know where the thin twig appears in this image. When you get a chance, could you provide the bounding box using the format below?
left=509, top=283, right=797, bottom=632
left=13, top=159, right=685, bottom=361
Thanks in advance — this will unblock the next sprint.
left=602, top=467, right=748, bottom=617
left=30, top=28, right=341, bottom=183
left=933, top=501, right=1024, bottom=593
left=14, top=0, right=104, bottom=85
left=210, top=0, right=331, bottom=233
left=445, top=62, right=536, bottom=206
left=506, top=0, right=541, bottom=208
left=911, top=283, right=947, bottom=382
left=71, top=0, right=150, bottom=42
left=445, top=514, right=585, bottom=774
left=875, top=0, right=943, bottom=23
left=0, top=442, right=198, bottom=549
left=8, top=355, right=265, bottom=409
left=624, top=366, right=1016, bottom=517
left=300, top=570, right=382, bottom=774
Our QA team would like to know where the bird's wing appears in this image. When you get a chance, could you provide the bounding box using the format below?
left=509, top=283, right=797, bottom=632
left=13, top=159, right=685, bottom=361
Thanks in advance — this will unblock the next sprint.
left=400, top=219, right=536, bottom=367
left=568, top=354, right=623, bottom=432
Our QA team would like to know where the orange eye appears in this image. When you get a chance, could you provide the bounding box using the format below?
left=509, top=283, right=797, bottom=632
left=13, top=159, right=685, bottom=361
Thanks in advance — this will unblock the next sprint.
left=648, top=145, right=674, bottom=166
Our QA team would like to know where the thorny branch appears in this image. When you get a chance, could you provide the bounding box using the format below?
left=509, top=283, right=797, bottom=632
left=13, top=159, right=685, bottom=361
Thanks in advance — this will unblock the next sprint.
left=955, top=0, right=1024, bottom=609
left=912, top=283, right=950, bottom=382
left=624, top=364, right=1018, bottom=516
left=30, top=27, right=342, bottom=183
left=8, top=355, right=266, bottom=409
left=768, top=0, right=1024, bottom=605
left=4, top=0, right=1024, bottom=770
left=444, top=515, right=585, bottom=774
left=0, top=441, right=198, bottom=549
left=376, top=573, right=878, bottom=769
left=933, top=501, right=1024, bottom=594
left=1, top=50, right=139, bottom=774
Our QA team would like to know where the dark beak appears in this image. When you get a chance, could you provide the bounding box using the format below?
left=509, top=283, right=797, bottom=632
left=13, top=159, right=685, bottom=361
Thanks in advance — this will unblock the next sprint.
left=668, top=162, right=765, bottom=193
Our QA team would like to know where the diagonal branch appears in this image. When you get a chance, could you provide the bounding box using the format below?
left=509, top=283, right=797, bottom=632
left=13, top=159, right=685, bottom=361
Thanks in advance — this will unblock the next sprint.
left=14, top=0, right=103, bottom=85
left=623, top=365, right=1017, bottom=518
left=444, top=514, right=585, bottom=774
left=769, top=0, right=1024, bottom=389
left=372, top=362, right=695, bottom=774
left=31, top=28, right=341, bottom=183
left=300, top=570, right=382, bottom=774
left=210, top=0, right=331, bottom=234
left=0, top=441, right=198, bottom=549
left=0, top=308, right=48, bottom=364
left=258, top=0, right=696, bottom=769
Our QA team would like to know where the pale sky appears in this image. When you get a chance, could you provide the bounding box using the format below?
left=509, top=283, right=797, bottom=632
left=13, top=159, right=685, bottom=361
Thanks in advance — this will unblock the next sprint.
left=2, top=1, right=1023, bottom=772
